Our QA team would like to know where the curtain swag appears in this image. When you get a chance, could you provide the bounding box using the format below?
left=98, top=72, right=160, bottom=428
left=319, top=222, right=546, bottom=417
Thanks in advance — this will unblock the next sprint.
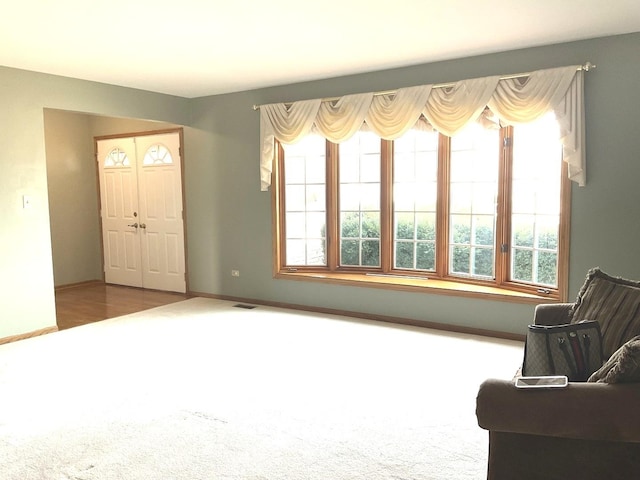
left=259, top=65, right=586, bottom=191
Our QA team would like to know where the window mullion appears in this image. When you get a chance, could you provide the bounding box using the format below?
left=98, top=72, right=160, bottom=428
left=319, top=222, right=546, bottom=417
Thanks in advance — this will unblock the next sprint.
left=436, top=134, right=450, bottom=278
left=326, top=141, right=339, bottom=271
left=380, top=139, right=393, bottom=272
left=557, top=161, right=571, bottom=301
left=275, top=142, right=286, bottom=272
left=496, top=127, right=513, bottom=285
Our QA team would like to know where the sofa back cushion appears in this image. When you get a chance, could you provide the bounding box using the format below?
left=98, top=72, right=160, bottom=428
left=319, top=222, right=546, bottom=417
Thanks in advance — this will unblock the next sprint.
left=571, top=268, right=640, bottom=359
left=588, top=335, right=640, bottom=383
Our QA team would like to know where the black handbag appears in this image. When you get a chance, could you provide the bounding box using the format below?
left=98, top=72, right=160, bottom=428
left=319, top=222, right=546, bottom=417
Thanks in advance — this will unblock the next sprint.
left=522, top=320, right=604, bottom=381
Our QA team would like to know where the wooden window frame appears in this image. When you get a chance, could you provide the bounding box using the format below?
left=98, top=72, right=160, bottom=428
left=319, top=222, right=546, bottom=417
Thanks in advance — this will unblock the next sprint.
left=273, top=127, right=570, bottom=304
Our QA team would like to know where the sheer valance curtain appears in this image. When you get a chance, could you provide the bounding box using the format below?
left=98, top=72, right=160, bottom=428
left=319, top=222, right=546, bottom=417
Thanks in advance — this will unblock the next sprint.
left=259, top=65, right=585, bottom=191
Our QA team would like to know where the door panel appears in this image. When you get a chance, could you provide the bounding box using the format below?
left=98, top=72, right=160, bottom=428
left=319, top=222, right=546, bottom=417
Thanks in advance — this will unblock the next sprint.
left=97, top=138, right=142, bottom=287
left=136, top=133, right=186, bottom=292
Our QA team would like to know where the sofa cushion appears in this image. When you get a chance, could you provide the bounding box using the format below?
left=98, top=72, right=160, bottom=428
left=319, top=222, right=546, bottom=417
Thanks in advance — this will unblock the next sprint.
left=571, top=268, right=640, bottom=359
left=588, top=336, right=640, bottom=383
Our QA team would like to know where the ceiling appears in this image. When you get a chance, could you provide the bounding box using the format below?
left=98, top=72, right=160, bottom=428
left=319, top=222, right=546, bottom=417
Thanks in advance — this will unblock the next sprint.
left=2, top=0, right=639, bottom=98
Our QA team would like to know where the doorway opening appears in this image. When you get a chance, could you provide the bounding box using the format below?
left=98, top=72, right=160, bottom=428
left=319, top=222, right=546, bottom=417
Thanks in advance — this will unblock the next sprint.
left=44, top=110, right=188, bottom=326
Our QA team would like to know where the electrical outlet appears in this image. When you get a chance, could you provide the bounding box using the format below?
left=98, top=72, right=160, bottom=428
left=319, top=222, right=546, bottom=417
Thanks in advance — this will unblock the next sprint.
left=231, top=270, right=240, bottom=277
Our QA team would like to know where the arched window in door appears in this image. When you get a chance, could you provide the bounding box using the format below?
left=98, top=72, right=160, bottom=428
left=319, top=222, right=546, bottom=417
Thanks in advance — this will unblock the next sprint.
left=104, top=147, right=130, bottom=167
left=143, top=144, right=173, bottom=165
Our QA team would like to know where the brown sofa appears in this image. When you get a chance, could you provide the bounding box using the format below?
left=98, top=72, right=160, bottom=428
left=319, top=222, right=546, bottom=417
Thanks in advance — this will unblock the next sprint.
left=476, top=303, right=640, bottom=480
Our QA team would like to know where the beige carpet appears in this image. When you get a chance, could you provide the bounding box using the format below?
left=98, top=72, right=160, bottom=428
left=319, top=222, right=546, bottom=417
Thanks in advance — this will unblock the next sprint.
left=0, top=298, right=523, bottom=479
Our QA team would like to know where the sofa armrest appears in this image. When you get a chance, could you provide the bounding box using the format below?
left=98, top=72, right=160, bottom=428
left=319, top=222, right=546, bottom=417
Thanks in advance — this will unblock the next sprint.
left=476, top=378, right=640, bottom=443
left=533, top=303, right=573, bottom=326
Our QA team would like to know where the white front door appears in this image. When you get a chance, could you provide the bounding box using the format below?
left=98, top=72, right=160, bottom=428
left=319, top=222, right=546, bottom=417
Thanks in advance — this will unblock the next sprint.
left=96, top=131, right=186, bottom=293
left=97, top=138, right=143, bottom=288
left=135, top=133, right=186, bottom=293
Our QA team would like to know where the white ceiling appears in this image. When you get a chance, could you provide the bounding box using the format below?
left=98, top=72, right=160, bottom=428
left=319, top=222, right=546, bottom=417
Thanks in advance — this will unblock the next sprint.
left=2, top=0, right=639, bottom=98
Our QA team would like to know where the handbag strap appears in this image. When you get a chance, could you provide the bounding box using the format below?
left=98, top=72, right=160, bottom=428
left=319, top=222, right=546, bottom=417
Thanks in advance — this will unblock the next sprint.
left=544, top=329, right=555, bottom=374
left=583, top=333, right=592, bottom=371
left=568, top=331, right=587, bottom=380
left=558, top=336, right=578, bottom=379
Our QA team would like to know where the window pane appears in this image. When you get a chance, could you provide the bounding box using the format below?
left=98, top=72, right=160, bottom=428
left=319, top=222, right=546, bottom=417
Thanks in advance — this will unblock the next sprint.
left=286, top=212, right=306, bottom=238
left=285, top=185, right=305, bottom=212
left=361, top=183, right=380, bottom=211
left=450, top=183, right=473, bottom=214
left=340, top=183, right=361, bottom=211
left=306, top=212, right=326, bottom=239
left=451, top=214, right=471, bottom=244
left=286, top=239, right=306, bottom=265
left=512, top=214, right=535, bottom=247
left=393, top=129, right=438, bottom=272
left=306, top=154, right=325, bottom=183
left=305, top=239, right=326, bottom=266
left=339, top=132, right=381, bottom=267
left=416, top=242, right=435, bottom=270
left=282, top=135, right=327, bottom=266
left=396, top=242, right=414, bottom=269
left=395, top=212, right=415, bottom=240
left=537, top=215, right=559, bottom=250
left=284, top=152, right=305, bottom=183
left=360, top=153, right=381, bottom=183
left=341, top=240, right=359, bottom=266
left=394, top=184, right=415, bottom=211
left=473, top=247, right=494, bottom=277
left=362, top=212, right=380, bottom=238
left=305, top=184, right=326, bottom=212
left=362, top=240, right=380, bottom=266
left=537, top=251, right=558, bottom=286
left=449, top=123, right=499, bottom=279
left=474, top=215, right=495, bottom=246
left=341, top=212, right=360, bottom=238
left=416, top=213, right=436, bottom=241
left=451, top=245, right=471, bottom=275
left=510, top=113, right=562, bottom=287
left=512, top=249, right=533, bottom=282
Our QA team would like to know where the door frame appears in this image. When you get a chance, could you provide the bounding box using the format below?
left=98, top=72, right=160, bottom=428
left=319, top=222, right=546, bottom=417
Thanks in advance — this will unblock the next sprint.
left=94, top=127, right=189, bottom=293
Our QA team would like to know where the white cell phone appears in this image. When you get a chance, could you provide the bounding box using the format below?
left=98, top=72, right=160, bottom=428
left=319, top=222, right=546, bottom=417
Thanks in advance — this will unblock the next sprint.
left=515, top=375, right=568, bottom=389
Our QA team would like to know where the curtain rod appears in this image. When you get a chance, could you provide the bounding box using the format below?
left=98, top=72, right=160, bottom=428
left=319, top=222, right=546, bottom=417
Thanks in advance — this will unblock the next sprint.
left=252, top=62, right=595, bottom=111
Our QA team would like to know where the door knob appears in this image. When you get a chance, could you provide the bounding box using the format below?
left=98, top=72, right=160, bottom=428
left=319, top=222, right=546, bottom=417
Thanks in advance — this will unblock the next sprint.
left=127, top=222, right=139, bottom=228
left=140, top=223, right=147, bottom=229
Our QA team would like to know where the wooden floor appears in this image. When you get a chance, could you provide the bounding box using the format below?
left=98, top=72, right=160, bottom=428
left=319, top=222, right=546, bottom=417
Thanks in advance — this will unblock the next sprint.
left=55, top=282, right=191, bottom=330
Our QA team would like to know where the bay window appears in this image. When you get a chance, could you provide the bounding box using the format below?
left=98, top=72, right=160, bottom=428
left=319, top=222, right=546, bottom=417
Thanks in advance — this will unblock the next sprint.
left=277, top=112, right=568, bottom=299
left=262, top=64, right=589, bottom=301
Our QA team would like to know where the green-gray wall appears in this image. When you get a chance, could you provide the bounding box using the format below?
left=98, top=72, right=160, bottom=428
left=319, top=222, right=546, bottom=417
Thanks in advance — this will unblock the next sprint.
left=2, top=32, right=639, bottom=339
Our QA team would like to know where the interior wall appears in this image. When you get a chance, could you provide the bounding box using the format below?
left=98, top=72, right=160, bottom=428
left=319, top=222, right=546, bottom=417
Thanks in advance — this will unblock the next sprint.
left=0, top=65, right=190, bottom=339
left=187, top=32, right=640, bottom=337
left=44, top=110, right=101, bottom=286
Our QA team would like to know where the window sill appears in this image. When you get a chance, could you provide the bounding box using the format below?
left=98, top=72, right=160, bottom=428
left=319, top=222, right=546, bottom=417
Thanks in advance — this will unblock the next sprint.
left=275, top=271, right=559, bottom=304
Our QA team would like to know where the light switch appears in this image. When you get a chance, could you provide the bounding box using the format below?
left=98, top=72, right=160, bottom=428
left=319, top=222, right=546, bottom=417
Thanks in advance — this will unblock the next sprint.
left=23, top=195, right=32, bottom=209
